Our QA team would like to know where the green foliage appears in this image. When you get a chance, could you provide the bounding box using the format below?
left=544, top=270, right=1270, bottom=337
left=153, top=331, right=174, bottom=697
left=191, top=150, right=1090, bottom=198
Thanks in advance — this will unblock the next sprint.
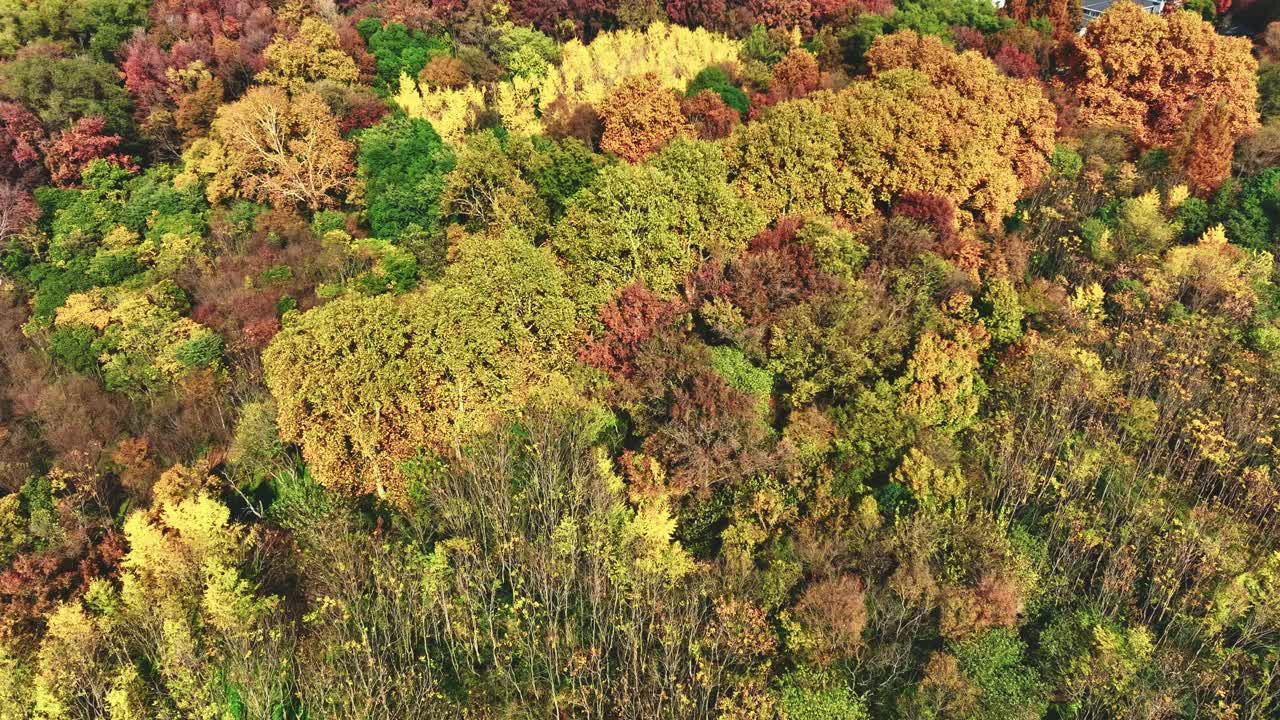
left=1050, top=145, right=1083, bottom=179
left=1218, top=169, right=1280, bottom=251
left=687, top=66, right=749, bottom=118
left=0, top=53, right=132, bottom=132
left=890, top=0, right=1008, bottom=37
left=954, top=630, right=1047, bottom=720
left=1260, top=63, right=1280, bottom=123
left=493, top=22, right=559, bottom=78
left=777, top=668, right=868, bottom=720
left=0, top=0, right=147, bottom=59
left=48, top=323, right=98, bottom=373
left=356, top=114, right=455, bottom=239
left=981, top=278, right=1025, bottom=345
left=553, top=139, right=763, bottom=312
left=356, top=19, right=453, bottom=89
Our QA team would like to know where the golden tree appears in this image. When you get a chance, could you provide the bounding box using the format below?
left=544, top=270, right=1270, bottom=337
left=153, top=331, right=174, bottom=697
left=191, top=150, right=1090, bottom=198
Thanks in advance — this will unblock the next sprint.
left=257, top=17, right=359, bottom=93
left=867, top=31, right=1057, bottom=193
left=194, top=87, right=355, bottom=210
left=599, top=73, right=691, bottom=163
left=1069, top=3, right=1258, bottom=159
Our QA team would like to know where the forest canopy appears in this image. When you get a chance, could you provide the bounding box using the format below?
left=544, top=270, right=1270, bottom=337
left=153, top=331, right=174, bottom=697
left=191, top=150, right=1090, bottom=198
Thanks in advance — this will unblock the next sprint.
left=2, top=0, right=1280, bottom=718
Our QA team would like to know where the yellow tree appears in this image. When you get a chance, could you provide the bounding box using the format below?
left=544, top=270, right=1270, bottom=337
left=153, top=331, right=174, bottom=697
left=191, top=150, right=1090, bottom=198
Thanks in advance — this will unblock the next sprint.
left=867, top=31, right=1057, bottom=193
left=193, top=87, right=355, bottom=210
left=257, top=17, right=359, bottom=93
left=1069, top=3, right=1258, bottom=164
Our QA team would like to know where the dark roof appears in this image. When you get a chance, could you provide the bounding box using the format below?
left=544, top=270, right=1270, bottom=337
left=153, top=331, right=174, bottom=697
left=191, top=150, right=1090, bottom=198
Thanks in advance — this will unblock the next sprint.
left=1082, top=0, right=1165, bottom=20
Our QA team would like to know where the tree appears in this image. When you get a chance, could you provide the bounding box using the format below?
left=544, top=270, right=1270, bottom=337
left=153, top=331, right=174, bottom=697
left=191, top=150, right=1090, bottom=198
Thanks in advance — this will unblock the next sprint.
left=537, top=23, right=740, bottom=113
left=552, top=139, right=763, bottom=311
left=599, top=73, right=690, bottom=163
left=724, top=98, right=862, bottom=221
left=681, top=89, right=740, bottom=140
left=0, top=51, right=133, bottom=134
left=767, top=48, right=821, bottom=104
left=195, top=86, right=355, bottom=210
left=0, top=181, right=38, bottom=241
left=257, top=16, right=359, bottom=93
left=0, top=101, right=46, bottom=186
left=356, top=114, right=454, bottom=238
left=356, top=18, right=452, bottom=90
left=41, top=115, right=134, bottom=187
left=264, top=232, right=578, bottom=504
left=866, top=31, right=1056, bottom=194
left=1069, top=3, right=1258, bottom=154
left=53, top=281, right=223, bottom=395
left=391, top=74, right=485, bottom=144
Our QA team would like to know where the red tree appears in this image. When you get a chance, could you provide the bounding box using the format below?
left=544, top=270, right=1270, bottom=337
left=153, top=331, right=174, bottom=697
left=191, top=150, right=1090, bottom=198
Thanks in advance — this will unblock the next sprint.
left=581, top=283, right=685, bottom=381
left=0, top=182, right=39, bottom=241
left=893, top=192, right=959, bottom=251
left=0, top=102, right=47, bottom=187
left=42, top=117, right=136, bottom=187
left=681, top=90, right=740, bottom=140
left=665, top=0, right=729, bottom=28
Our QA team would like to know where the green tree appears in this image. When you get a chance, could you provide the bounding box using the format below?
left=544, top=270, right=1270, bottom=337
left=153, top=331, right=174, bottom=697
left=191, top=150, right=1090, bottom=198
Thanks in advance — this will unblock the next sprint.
left=356, top=114, right=455, bottom=238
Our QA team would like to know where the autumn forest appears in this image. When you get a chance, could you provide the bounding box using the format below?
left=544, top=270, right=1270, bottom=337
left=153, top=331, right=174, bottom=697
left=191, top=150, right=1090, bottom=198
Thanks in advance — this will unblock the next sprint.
left=1, top=0, right=1279, bottom=717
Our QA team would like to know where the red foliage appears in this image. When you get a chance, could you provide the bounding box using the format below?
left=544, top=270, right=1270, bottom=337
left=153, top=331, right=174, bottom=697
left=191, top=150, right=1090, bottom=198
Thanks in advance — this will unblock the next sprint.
left=581, top=283, right=686, bottom=381
left=339, top=96, right=390, bottom=135
left=793, top=574, right=867, bottom=664
left=377, top=0, right=464, bottom=29
left=0, top=182, right=39, bottom=240
left=0, top=102, right=47, bottom=187
left=681, top=90, right=740, bottom=140
left=122, top=34, right=173, bottom=120
left=509, top=0, right=616, bottom=39
left=768, top=49, right=821, bottom=103
left=335, top=16, right=377, bottom=85
left=146, top=0, right=276, bottom=94
left=42, top=116, right=137, bottom=187
left=687, top=217, right=840, bottom=329
left=992, top=44, right=1039, bottom=79
left=665, top=0, right=729, bottom=28
left=892, top=191, right=958, bottom=251
left=0, top=524, right=125, bottom=648
left=746, top=0, right=816, bottom=34
left=642, top=368, right=771, bottom=496
left=950, top=26, right=988, bottom=53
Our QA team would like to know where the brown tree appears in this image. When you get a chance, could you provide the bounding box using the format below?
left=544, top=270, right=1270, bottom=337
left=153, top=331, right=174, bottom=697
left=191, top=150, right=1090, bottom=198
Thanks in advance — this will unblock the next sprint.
left=599, top=73, right=690, bottom=163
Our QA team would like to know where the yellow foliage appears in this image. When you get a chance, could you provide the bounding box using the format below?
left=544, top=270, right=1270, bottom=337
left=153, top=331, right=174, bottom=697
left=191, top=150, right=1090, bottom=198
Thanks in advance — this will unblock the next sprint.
left=1070, top=282, right=1107, bottom=325
left=258, top=16, right=358, bottom=93
left=1149, top=224, right=1271, bottom=321
left=33, top=603, right=102, bottom=720
left=626, top=497, right=695, bottom=583
left=538, top=22, right=739, bottom=110
left=893, top=447, right=965, bottom=510
left=495, top=75, right=544, bottom=137
left=393, top=74, right=485, bottom=144
left=54, top=284, right=221, bottom=392
left=54, top=290, right=112, bottom=330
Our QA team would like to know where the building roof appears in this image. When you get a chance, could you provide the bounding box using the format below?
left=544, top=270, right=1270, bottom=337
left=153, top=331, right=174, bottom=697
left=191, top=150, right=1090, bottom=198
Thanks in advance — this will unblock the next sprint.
left=1082, top=0, right=1165, bottom=21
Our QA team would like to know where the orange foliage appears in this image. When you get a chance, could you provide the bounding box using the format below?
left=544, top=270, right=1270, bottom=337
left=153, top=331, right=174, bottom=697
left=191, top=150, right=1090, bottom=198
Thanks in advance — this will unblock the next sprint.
left=1069, top=3, right=1258, bottom=152
left=599, top=73, right=691, bottom=163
